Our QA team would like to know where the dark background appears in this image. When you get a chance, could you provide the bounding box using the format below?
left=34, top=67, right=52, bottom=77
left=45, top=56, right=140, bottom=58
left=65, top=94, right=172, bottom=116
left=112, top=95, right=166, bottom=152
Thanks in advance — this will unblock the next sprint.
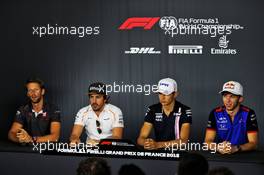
left=1, top=0, right=263, bottom=152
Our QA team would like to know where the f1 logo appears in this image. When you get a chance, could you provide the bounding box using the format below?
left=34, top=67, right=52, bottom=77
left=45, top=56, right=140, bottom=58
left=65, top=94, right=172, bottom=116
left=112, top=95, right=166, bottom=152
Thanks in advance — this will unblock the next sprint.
left=119, top=17, right=160, bottom=30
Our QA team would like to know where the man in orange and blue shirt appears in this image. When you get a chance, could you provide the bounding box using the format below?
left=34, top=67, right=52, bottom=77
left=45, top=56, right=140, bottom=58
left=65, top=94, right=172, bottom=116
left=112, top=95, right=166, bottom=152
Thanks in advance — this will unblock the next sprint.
left=205, top=81, right=258, bottom=154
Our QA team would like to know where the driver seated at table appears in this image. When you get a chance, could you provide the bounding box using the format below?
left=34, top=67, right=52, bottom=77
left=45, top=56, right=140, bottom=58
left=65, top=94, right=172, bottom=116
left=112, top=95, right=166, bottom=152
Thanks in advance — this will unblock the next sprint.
left=137, top=78, right=192, bottom=150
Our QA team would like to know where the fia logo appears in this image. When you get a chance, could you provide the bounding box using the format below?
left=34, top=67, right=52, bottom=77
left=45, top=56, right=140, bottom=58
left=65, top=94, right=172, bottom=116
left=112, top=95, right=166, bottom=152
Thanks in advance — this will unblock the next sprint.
left=159, top=16, right=177, bottom=35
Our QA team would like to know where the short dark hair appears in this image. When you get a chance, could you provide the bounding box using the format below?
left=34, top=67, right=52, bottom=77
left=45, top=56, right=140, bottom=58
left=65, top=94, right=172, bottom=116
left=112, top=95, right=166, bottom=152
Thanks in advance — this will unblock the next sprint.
left=77, top=158, right=111, bottom=175
left=25, top=78, right=45, bottom=89
left=178, top=153, right=208, bottom=175
left=118, top=164, right=145, bottom=175
left=208, top=167, right=235, bottom=175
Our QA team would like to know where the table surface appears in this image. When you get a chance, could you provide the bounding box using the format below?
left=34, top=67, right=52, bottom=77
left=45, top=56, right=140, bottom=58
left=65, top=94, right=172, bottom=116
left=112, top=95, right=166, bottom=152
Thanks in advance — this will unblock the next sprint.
left=1, top=140, right=263, bottom=164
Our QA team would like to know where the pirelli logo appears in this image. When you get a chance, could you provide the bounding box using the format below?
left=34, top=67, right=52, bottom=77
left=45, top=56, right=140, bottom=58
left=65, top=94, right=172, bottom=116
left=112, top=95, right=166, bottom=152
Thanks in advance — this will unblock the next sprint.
left=168, top=45, right=203, bottom=54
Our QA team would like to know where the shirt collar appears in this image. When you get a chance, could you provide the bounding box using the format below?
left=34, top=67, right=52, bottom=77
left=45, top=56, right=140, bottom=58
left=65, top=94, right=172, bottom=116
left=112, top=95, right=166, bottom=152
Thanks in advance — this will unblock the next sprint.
left=27, top=100, right=47, bottom=112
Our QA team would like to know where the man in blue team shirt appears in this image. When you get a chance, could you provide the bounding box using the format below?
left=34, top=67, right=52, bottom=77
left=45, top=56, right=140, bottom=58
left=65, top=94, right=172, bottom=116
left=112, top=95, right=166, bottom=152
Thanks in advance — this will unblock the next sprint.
left=205, top=81, right=258, bottom=154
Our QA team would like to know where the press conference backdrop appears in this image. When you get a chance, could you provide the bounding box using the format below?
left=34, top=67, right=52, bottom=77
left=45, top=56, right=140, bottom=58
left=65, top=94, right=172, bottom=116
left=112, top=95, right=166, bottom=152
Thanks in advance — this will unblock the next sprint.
left=0, top=0, right=263, bottom=150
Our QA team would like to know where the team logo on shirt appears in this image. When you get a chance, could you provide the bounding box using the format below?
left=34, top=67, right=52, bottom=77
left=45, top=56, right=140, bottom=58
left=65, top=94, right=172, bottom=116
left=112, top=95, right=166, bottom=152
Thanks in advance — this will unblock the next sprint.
left=217, top=117, right=228, bottom=124
left=217, top=116, right=228, bottom=130
left=207, top=121, right=212, bottom=128
left=155, top=113, right=163, bottom=122
left=250, top=114, right=256, bottom=121
left=16, top=111, right=21, bottom=116
left=173, top=107, right=182, bottom=117
left=216, top=116, right=228, bottom=130
left=185, top=109, right=192, bottom=117
left=145, top=108, right=151, bottom=116
left=219, top=124, right=228, bottom=130
left=37, top=111, right=49, bottom=120
left=54, top=110, right=61, bottom=114
left=118, top=119, right=124, bottom=124
left=239, top=118, right=244, bottom=123
left=118, top=115, right=124, bottom=124
left=173, top=112, right=182, bottom=117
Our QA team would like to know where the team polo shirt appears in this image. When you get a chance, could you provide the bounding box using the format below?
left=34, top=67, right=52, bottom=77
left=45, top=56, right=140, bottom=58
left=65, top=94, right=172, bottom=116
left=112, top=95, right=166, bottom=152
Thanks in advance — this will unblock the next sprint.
left=14, top=102, right=61, bottom=137
left=207, top=105, right=258, bottom=145
left=74, top=103, right=124, bottom=141
left=144, top=101, right=192, bottom=142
